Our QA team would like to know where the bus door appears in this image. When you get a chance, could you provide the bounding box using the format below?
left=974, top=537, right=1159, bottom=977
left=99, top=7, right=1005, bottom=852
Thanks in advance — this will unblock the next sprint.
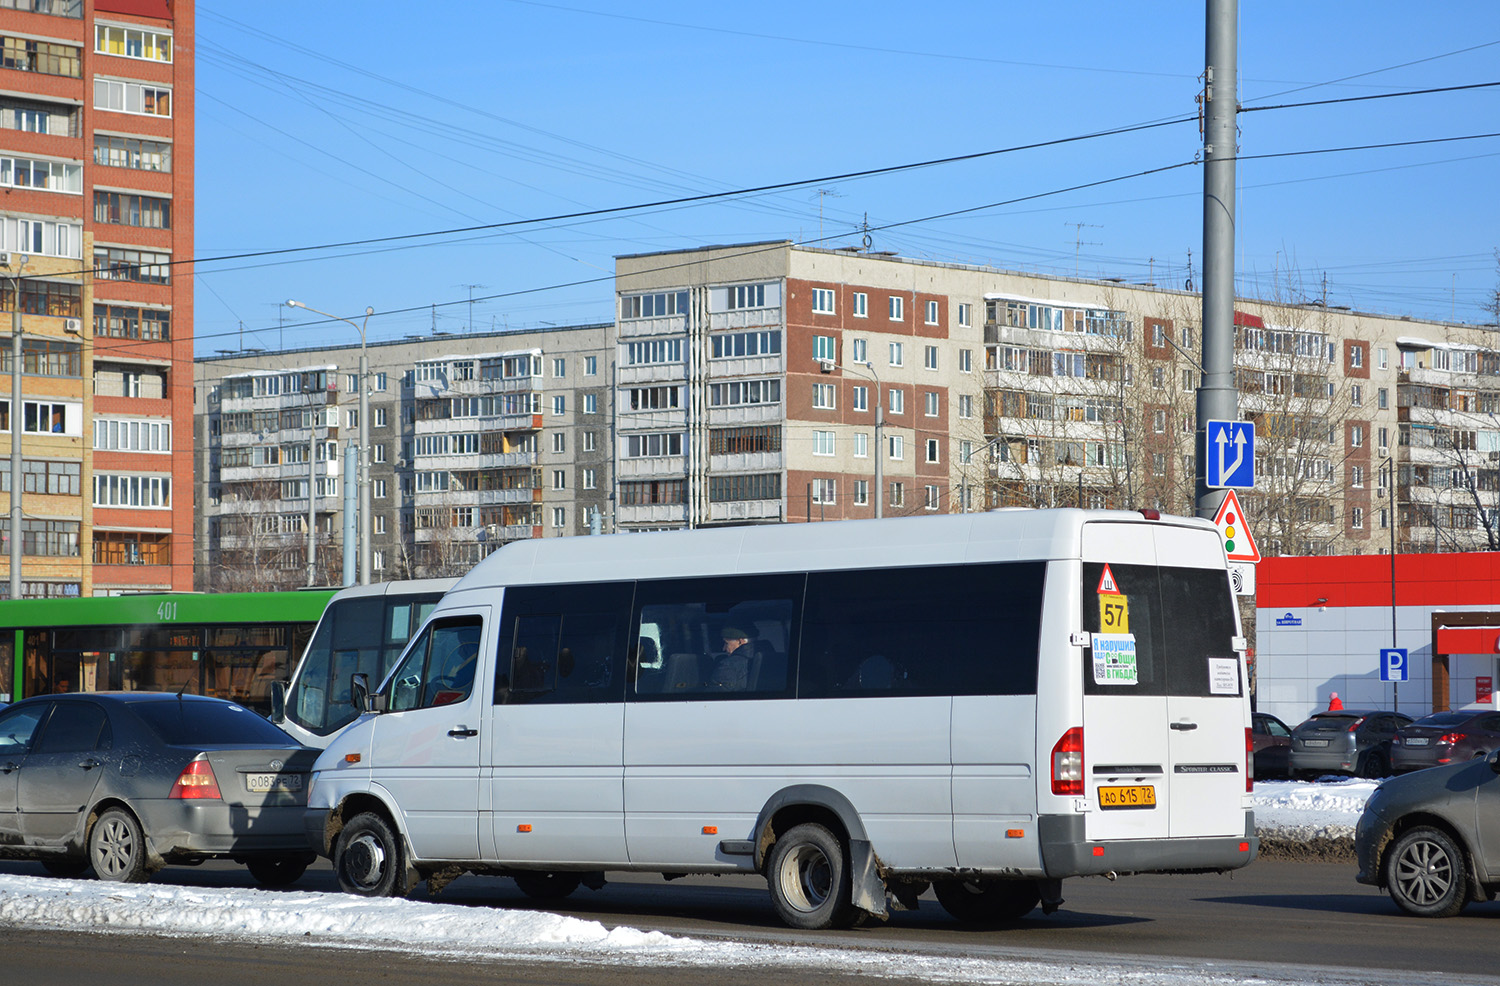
left=368, top=609, right=487, bottom=862
left=1081, top=526, right=1246, bottom=843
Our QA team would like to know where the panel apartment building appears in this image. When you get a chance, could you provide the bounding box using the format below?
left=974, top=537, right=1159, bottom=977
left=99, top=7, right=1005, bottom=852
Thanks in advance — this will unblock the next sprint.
left=0, top=0, right=192, bottom=597
left=193, top=325, right=613, bottom=590
left=614, top=241, right=1500, bottom=558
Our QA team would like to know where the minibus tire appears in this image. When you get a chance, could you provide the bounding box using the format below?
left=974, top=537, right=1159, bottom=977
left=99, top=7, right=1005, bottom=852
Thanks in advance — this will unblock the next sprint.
left=765, top=822, right=856, bottom=930
left=514, top=872, right=582, bottom=900
left=247, top=855, right=310, bottom=887
left=335, top=812, right=404, bottom=897
left=934, top=878, right=1040, bottom=925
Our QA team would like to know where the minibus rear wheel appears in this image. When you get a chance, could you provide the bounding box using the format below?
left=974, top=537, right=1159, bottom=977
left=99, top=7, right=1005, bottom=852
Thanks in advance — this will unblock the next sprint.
left=335, top=812, right=404, bottom=897
left=765, top=822, right=856, bottom=930
left=934, top=878, right=1041, bottom=925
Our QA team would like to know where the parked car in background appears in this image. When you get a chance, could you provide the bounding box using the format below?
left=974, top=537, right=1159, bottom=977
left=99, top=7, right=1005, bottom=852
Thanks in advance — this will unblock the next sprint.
left=0, top=693, right=317, bottom=884
left=1356, top=750, right=1500, bottom=916
left=1289, top=709, right=1412, bottom=779
left=1251, top=712, right=1293, bottom=779
left=1392, top=710, right=1500, bottom=773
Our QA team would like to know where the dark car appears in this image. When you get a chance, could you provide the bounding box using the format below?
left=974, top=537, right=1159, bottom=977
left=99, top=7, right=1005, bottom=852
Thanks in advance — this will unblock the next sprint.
left=1356, top=750, right=1500, bottom=916
left=0, top=692, right=317, bottom=884
left=1288, top=709, right=1412, bottom=779
left=1391, top=710, right=1500, bottom=774
left=1251, top=712, right=1293, bottom=779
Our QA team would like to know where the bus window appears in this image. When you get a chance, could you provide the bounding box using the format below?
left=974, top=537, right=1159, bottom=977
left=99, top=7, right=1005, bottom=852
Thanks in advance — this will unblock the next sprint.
left=496, top=582, right=632, bottom=706
left=631, top=573, right=801, bottom=699
left=289, top=597, right=387, bottom=735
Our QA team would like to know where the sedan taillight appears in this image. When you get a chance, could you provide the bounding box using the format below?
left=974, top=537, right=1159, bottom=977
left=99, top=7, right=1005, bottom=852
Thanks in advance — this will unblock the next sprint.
left=1439, top=732, right=1466, bottom=746
left=169, top=755, right=222, bottom=800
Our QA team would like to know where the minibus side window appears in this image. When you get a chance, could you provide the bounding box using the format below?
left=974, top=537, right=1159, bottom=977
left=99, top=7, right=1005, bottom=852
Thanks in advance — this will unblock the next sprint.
left=386, top=617, right=484, bottom=712
left=799, top=562, right=1044, bottom=699
left=495, top=583, right=633, bottom=706
left=1081, top=562, right=1166, bottom=696
left=630, top=573, right=802, bottom=700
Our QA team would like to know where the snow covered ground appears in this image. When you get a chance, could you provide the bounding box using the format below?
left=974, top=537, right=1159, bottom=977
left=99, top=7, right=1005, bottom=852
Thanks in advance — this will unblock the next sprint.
left=0, top=780, right=1391, bottom=986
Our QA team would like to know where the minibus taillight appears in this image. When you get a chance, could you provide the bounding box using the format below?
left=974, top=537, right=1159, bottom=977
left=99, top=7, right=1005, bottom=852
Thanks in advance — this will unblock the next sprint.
left=1051, top=727, right=1084, bottom=796
left=169, top=755, right=222, bottom=800
left=1245, top=727, right=1254, bottom=792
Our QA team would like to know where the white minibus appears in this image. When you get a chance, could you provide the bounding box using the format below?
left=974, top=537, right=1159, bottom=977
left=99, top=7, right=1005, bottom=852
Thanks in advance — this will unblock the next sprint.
left=271, top=579, right=455, bottom=748
left=304, top=509, right=1257, bottom=929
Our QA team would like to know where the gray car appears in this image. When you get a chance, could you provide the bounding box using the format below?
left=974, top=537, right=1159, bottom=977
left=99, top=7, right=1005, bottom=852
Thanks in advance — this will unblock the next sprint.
left=1356, top=750, right=1500, bottom=916
left=0, top=692, right=317, bottom=884
left=1288, top=709, right=1412, bottom=779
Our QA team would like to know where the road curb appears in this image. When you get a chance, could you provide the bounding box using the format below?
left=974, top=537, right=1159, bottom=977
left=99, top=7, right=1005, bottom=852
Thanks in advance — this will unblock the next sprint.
left=1256, top=833, right=1355, bottom=863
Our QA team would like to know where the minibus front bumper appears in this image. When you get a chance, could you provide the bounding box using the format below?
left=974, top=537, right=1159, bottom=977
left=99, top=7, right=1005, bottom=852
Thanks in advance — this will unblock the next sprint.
left=1038, top=812, right=1258, bottom=876
left=303, top=807, right=335, bottom=858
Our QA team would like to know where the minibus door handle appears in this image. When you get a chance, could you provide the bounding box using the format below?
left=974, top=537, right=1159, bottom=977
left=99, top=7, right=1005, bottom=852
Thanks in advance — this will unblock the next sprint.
left=448, top=726, right=478, bottom=738
left=1169, top=721, right=1198, bottom=731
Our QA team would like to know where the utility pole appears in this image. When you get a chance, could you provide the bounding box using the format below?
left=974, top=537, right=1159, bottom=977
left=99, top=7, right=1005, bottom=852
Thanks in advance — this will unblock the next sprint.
left=1195, top=0, right=1239, bottom=521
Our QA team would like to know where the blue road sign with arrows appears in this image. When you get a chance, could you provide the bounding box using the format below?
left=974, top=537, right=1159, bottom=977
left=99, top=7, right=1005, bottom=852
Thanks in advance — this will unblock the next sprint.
left=1206, top=420, right=1255, bottom=489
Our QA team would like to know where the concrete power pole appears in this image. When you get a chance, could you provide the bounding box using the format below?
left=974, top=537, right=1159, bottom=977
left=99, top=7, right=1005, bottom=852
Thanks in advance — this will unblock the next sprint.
left=1196, top=0, right=1239, bottom=520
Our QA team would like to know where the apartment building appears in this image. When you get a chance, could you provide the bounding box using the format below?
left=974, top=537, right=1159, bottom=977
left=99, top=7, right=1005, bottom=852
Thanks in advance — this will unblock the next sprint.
left=193, top=325, right=612, bottom=590
left=614, top=241, right=1500, bottom=557
left=0, top=0, right=193, bottom=596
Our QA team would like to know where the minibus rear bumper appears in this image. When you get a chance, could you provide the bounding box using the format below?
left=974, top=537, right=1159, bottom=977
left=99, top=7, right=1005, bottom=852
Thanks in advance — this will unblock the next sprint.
left=1038, top=812, right=1258, bottom=876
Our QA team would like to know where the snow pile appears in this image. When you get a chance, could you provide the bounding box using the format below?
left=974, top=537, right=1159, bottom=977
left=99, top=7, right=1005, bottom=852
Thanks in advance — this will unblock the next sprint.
left=1252, top=778, right=1375, bottom=841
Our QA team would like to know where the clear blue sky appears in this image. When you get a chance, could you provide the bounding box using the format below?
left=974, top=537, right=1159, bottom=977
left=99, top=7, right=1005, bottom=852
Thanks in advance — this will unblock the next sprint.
left=191, top=1, right=1500, bottom=355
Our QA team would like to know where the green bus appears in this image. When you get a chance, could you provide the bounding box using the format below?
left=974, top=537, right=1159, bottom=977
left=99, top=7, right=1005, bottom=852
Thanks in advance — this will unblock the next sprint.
left=0, top=590, right=337, bottom=713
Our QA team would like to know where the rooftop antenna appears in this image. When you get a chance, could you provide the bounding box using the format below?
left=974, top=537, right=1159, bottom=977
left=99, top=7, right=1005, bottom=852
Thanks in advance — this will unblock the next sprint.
left=1185, top=248, right=1195, bottom=292
left=461, top=284, right=486, bottom=332
left=813, top=188, right=842, bottom=242
left=1065, top=222, right=1102, bottom=276
left=860, top=213, right=873, bottom=252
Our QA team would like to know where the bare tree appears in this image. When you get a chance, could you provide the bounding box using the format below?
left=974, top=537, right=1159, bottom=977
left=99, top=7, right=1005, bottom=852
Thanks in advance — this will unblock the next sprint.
left=211, top=479, right=342, bottom=591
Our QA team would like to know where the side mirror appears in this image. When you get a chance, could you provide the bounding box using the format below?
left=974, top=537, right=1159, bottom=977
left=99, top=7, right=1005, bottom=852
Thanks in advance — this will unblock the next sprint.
left=350, top=673, right=371, bottom=715
left=1489, top=749, right=1500, bottom=775
left=269, top=680, right=286, bottom=723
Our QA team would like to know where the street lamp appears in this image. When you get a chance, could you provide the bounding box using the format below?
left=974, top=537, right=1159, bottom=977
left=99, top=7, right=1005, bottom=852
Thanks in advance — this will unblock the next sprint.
left=820, top=358, right=885, bottom=518
left=4, top=254, right=28, bottom=600
left=287, top=300, right=375, bottom=585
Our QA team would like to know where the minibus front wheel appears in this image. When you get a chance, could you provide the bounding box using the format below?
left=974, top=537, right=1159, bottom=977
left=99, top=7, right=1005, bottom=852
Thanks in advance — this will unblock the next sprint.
left=335, top=811, right=404, bottom=897
left=765, top=822, right=857, bottom=930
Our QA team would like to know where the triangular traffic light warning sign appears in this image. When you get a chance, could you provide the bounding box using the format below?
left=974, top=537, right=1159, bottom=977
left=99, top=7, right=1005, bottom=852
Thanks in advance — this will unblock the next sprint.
left=1212, top=489, right=1261, bottom=563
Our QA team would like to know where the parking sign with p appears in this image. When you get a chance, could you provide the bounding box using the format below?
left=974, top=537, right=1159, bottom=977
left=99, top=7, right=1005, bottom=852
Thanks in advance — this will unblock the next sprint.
left=1381, top=647, right=1409, bottom=683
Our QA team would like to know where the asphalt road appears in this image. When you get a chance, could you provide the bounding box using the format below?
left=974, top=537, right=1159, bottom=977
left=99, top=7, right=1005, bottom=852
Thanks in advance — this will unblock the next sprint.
left=1, top=856, right=1497, bottom=984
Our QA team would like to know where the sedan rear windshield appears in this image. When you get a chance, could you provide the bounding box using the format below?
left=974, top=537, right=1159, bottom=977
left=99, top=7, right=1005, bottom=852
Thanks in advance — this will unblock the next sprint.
left=1410, top=712, right=1474, bottom=728
left=131, top=700, right=296, bottom=746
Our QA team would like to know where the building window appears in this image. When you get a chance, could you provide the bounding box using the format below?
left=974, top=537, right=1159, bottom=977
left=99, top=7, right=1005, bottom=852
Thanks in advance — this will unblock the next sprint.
left=1, top=96, right=77, bottom=137
left=553, top=357, right=566, bottom=377
left=710, top=330, right=780, bottom=359
left=552, top=395, right=565, bottom=415
left=812, top=382, right=836, bottom=409
left=889, top=481, right=904, bottom=507
left=811, top=478, right=837, bottom=504
left=1349, top=345, right=1363, bottom=368
left=924, top=300, right=939, bottom=325
left=93, top=78, right=171, bottom=117
left=1153, top=409, right=1167, bottom=433
left=4, top=216, right=81, bottom=260
left=552, top=507, right=566, bottom=528
left=374, top=407, right=387, bottom=427
left=626, top=338, right=684, bottom=365
left=1152, top=367, right=1165, bottom=390
left=93, top=245, right=168, bottom=283
left=923, top=345, right=938, bottom=370
left=1152, top=453, right=1166, bottom=476
left=621, top=290, right=688, bottom=320
left=854, top=480, right=868, bottom=505
left=584, top=355, right=598, bottom=375
left=1378, top=388, right=1388, bottom=410
left=92, top=473, right=169, bottom=508
left=583, top=393, right=597, bottom=414
left=707, top=473, right=778, bottom=502
left=624, top=432, right=683, bottom=458
left=94, top=133, right=170, bottom=172
left=726, top=283, right=768, bottom=310
left=888, top=435, right=904, bottom=460
left=552, top=469, right=566, bottom=490
left=710, top=379, right=780, bottom=407
left=1351, top=384, right=1363, bottom=406
left=813, top=430, right=835, bottom=456
left=95, top=24, right=172, bottom=62
left=889, top=342, right=903, bottom=367
left=853, top=432, right=868, bottom=458
left=374, top=479, right=387, bottom=498
left=959, top=348, right=972, bottom=372
left=374, top=444, right=387, bottom=463
left=627, top=385, right=681, bottom=410
left=925, top=438, right=940, bottom=463
left=813, top=335, right=836, bottom=362
left=1, top=36, right=80, bottom=78
left=583, top=468, right=596, bottom=490
left=94, top=190, right=170, bottom=229
left=924, top=484, right=940, bottom=509
left=851, top=338, right=867, bottom=363
left=552, top=432, right=566, bottom=453
left=924, top=391, right=939, bottom=417
left=0, top=155, right=81, bottom=194
left=889, top=296, right=904, bottom=321
left=958, top=394, right=973, bottom=418
left=812, top=288, right=835, bottom=314
left=852, top=385, right=868, bottom=412
left=958, top=303, right=972, bottom=328
left=1351, top=465, right=1365, bottom=488
left=1351, top=507, right=1364, bottom=530
left=584, top=431, right=597, bottom=452
left=92, top=417, right=169, bottom=452
left=852, top=292, right=867, bottom=318
left=1351, top=425, right=1364, bottom=448
left=888, top=389, right=904, bottom=415
left=1377, top=347, right=1388, bottom=370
